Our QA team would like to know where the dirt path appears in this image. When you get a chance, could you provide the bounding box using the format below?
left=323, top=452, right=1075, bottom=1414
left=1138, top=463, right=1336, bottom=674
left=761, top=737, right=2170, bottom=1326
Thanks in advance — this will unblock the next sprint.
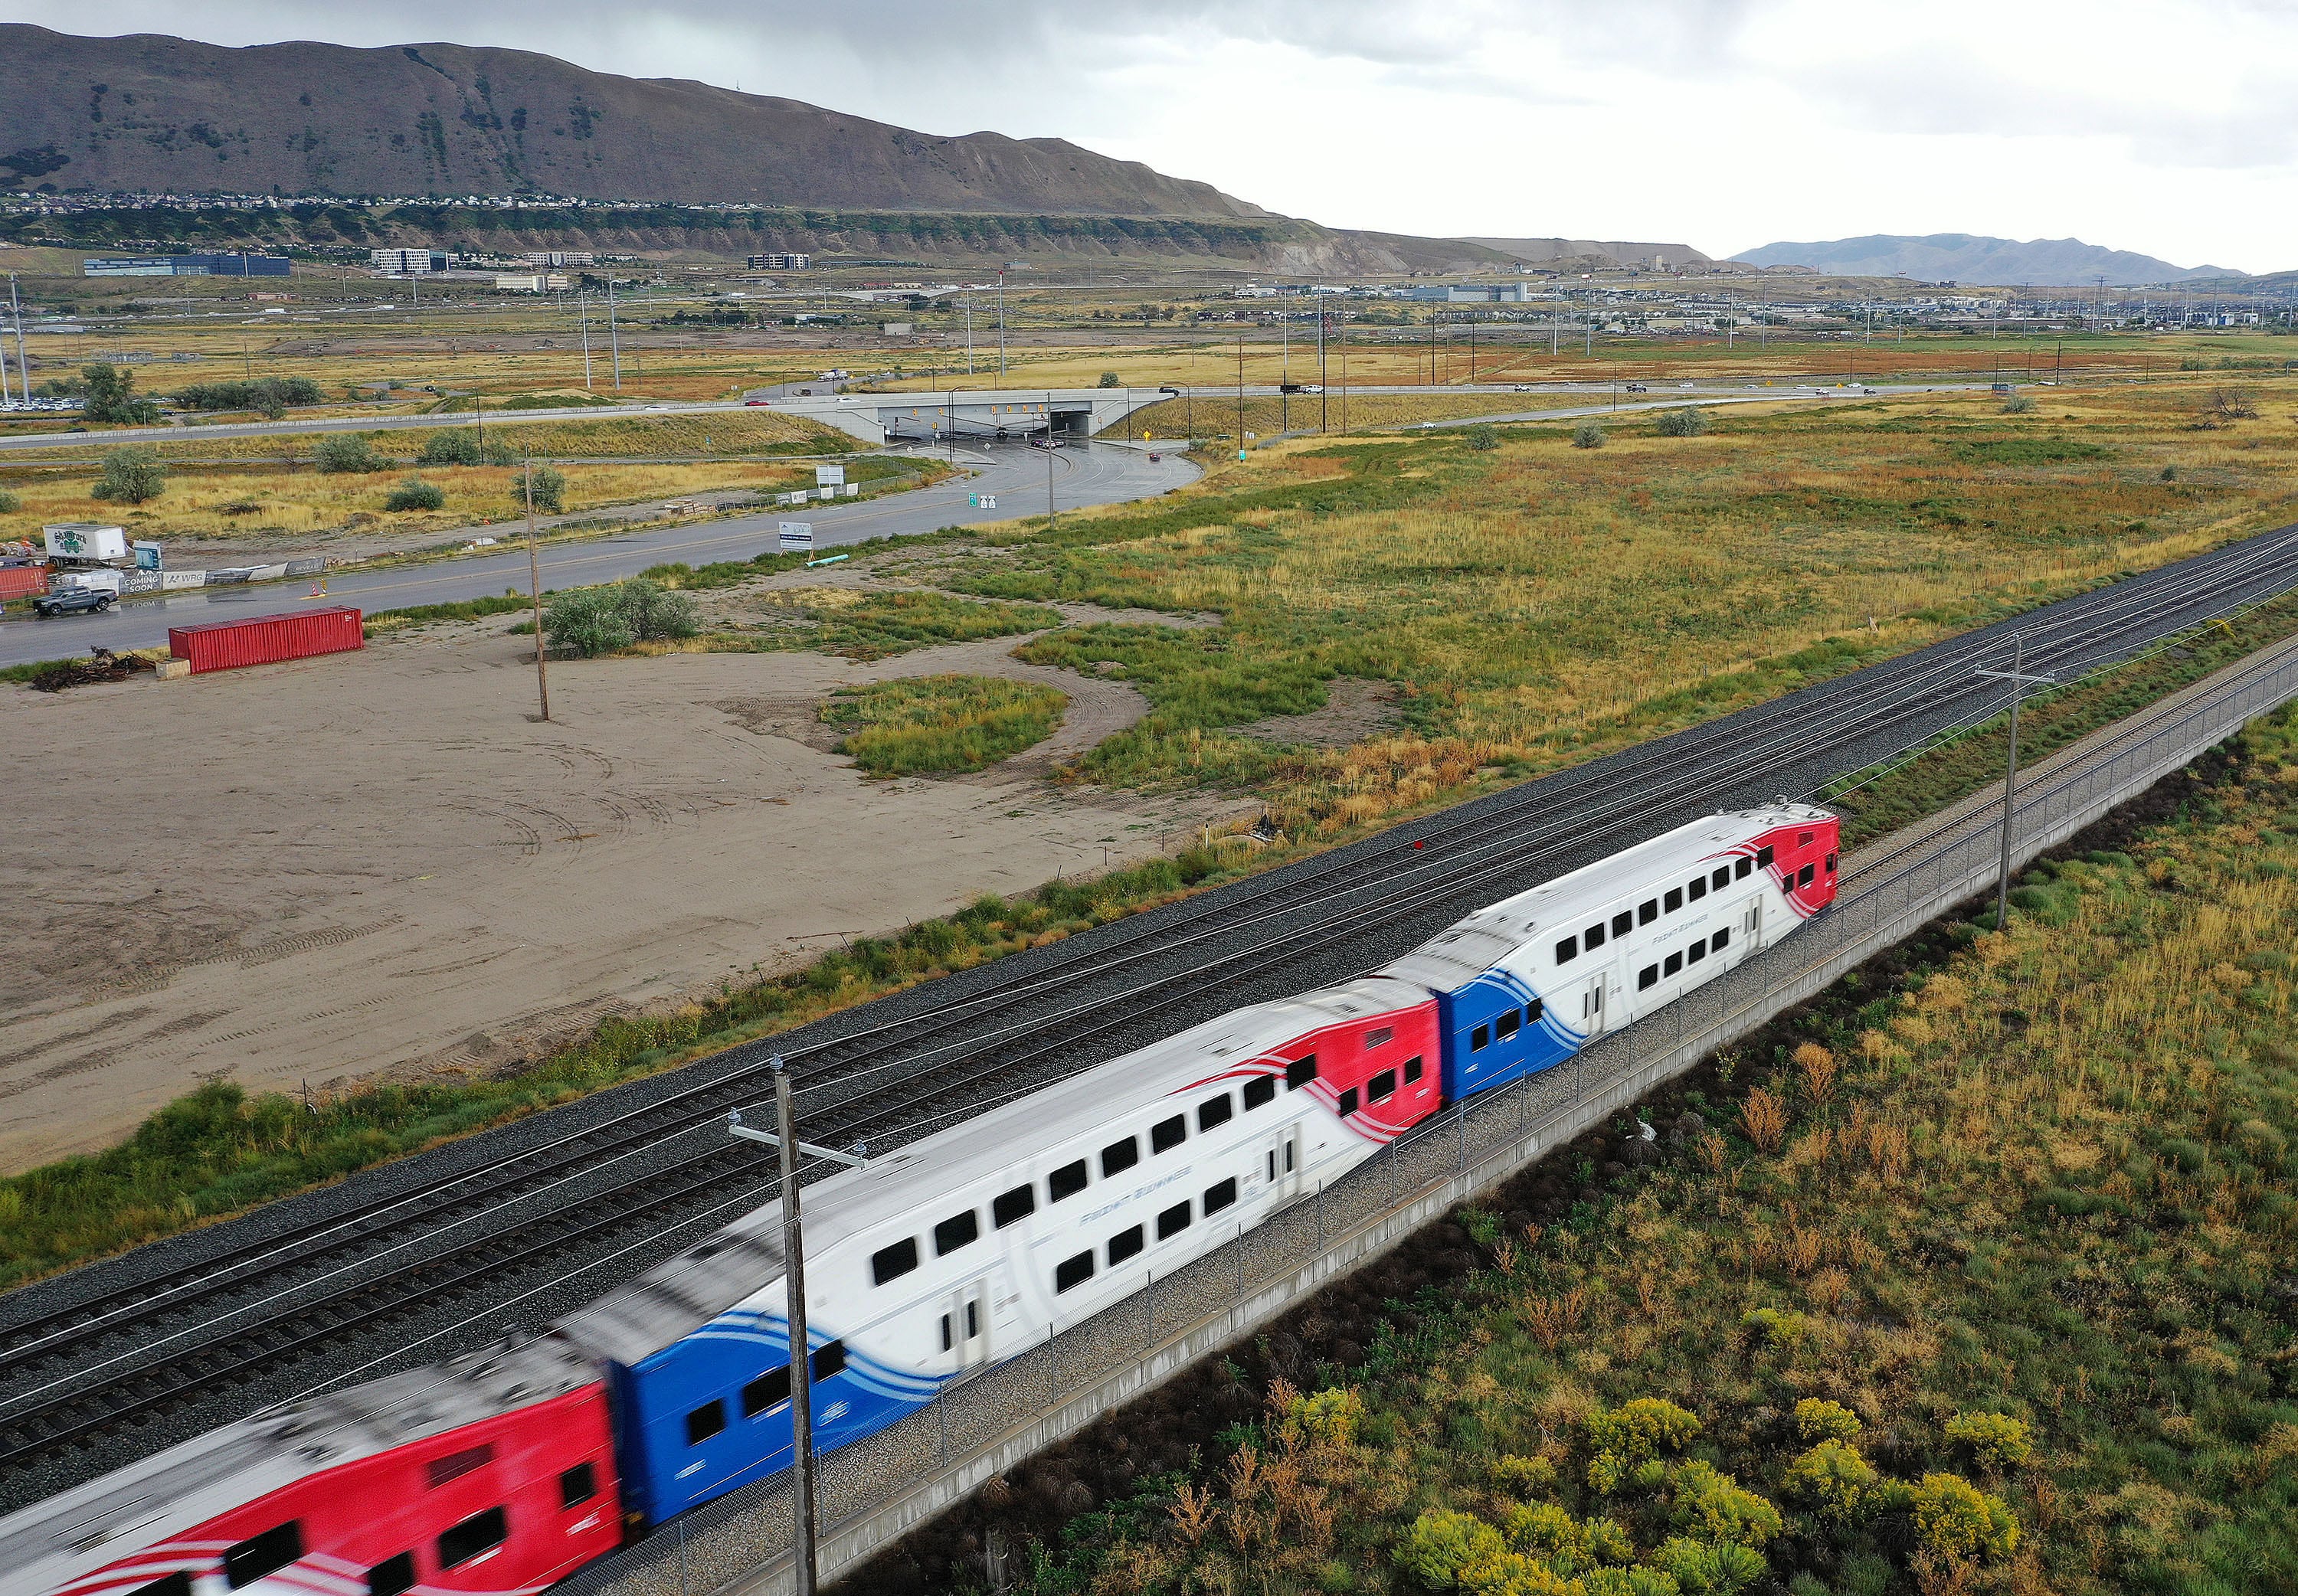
left=0, top=620, right=1248, bottom=1172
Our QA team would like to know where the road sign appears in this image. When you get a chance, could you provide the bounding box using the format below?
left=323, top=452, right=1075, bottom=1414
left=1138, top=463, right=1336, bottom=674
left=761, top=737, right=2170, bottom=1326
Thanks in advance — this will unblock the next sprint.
left=778, top=522, right=813, bottom=552
left=981, top=495, right=997, bottom=510
left=815, top=464, right=846, bottom=486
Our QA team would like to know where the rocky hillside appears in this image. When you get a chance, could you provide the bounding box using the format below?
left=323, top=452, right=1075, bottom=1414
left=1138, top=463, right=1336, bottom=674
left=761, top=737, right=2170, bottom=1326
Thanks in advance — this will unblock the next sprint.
left=0, top=25, right=1269, bottom=217
left=1731, top=232, right=2240, bottom=286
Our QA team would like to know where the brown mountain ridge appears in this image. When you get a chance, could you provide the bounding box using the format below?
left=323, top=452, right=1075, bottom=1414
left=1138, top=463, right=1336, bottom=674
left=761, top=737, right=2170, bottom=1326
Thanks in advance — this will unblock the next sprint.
left=0, top=25, right=1272, bottom=217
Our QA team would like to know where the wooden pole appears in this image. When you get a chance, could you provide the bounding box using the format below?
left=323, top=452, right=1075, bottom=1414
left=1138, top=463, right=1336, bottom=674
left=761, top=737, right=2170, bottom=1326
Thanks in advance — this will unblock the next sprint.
left=526, top=462, right=550, bottom=722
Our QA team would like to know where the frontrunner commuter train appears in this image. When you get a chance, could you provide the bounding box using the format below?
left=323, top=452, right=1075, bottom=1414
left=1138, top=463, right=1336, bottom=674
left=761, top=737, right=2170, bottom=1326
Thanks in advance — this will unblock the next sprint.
left=5, top=806, right=1838, bottom=1596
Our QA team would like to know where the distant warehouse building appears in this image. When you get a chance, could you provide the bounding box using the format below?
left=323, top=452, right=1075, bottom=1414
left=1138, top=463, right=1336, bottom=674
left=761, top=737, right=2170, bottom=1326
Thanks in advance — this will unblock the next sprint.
left=83, top=252, right=290, bottom=278
left=748, top=253, right=811, bottom=270
left=494, top=273, right=571, bottom=293
left=371, top=248, right=450, bottom=274
left=1408, top=282, right=1537, bottom=303
left=524, top=250, right=594, bottom=267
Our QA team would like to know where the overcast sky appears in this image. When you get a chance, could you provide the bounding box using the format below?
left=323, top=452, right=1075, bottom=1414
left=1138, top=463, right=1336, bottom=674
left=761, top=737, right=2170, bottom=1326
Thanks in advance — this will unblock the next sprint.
left=9, top=0, right=2295, bottom=270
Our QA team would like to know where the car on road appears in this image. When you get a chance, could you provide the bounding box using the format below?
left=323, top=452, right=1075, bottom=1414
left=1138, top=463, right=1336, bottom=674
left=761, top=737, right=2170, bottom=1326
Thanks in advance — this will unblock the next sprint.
left=1147, top=452, right=1163, bottom=463
left=1625, top=382, right=1649, bottom=393
left=1679, top=381, right=1696, bottom=389
left=745, top=399, right=771, bottom=407
left=33, top=587, right=115, bottom=618
left=1030, top=437, right=1062, bottom=450
left=646, top=404, right=670, bottom=411
left=1512, top=384, right=1534, bottom=391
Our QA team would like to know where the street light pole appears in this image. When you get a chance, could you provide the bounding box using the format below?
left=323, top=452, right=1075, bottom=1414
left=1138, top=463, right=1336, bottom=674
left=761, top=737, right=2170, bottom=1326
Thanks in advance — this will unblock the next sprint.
left=525, top=461, right=549, bottom=723
left=607, top=276, right=623, bottom=391
left=1977, top=636, right=2054, bottom=930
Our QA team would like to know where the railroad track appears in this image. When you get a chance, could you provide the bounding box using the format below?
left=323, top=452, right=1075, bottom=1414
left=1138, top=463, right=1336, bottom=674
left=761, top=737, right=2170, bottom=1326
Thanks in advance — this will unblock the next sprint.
left=6, top=517, right=2298, bottom=1502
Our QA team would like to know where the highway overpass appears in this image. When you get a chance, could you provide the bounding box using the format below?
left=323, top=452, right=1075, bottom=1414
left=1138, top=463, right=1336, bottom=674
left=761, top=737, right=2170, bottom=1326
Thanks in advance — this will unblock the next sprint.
left=770, top=386, right=1178, bottom=446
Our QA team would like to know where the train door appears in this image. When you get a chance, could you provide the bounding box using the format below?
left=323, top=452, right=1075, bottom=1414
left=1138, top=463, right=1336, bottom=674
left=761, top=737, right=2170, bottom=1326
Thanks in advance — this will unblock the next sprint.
left=1263, top=1125, right=1303, bottom=1204
left=1738, top=896, right=1764, bottom=953
left=1575, top=973, right=1607, bottom=1040
left=942, top=1280, right=993, bottom=1374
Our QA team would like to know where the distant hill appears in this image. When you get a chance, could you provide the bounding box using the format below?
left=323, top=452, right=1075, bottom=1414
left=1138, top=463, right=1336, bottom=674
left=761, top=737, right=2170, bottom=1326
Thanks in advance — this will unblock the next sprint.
left=0, top=25, right=1269, bottom=217
left=1466, top=237, right=1714, bottom=270
left=1730, top=233, right=2241, bottom=287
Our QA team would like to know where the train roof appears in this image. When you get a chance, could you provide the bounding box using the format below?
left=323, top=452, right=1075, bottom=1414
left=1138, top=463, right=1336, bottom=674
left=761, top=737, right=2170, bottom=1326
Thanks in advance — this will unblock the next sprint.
left=0, top=1337, right=594, bottom=1592
left=1384, top=805, right=1832, bottom=989
left=557, top=976, right=1429, bottom=1368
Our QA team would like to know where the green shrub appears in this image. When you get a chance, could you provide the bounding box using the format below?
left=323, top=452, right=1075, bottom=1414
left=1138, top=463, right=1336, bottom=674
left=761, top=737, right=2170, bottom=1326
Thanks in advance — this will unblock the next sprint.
left=1098, top=371, right=1121, bottom=388
left=1579, top=1571, right=1682, bottom=1596
left=174, top=377, right=321, bottom=417
left=314, top=433, right=384, bottom=473
left=1586, top=1399, right=1701, bottom=1464
left=1668, top=1460, right=1782, bottom=1549
left=1649, top=1537, right=1766, bottom=1594
left=2001, top=393, right=2036, bottom=414
left=1943, top=1411, right=2031, bottom=1471
left=385, top=476, right=446, bottom=512
left=542, top=579, right=699, bottom=658
left=524, top=463, right=568, bottom=515
left=1394, top=1509, right=1503, bottom=1588
left=1655, top=406, right=1708, bottom=437
left=82, top=361, right=160, bottom=424
left=0, top=488, right=19, bottom=513
left=91, top=446, right=165, bottom=504
left=1781, top=1439, right=1878, bottom=1523
left=1573, top=421, right=1606, bottom=450
left=1909, top=1473, right=2019, bottom=1561
left=1740, top=1307, right=1810, bottom=1345
left=1491, top=1454, right=1558, bottom=1496
left=1501, top=1501, right=1632, bottom=1571
left=1465, top=422, right=1500, bottom=451
left=1281, top=1386, right=1367, bottom=1450
left=417, top=429, right=516, bottom=467
left=1792, top=1398, right=1861, bottom=1443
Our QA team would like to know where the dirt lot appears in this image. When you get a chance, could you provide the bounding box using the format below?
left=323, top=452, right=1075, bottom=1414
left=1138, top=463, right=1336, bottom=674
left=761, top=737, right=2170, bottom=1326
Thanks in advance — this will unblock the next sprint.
left=0, top=619, right=1248, bottom=1172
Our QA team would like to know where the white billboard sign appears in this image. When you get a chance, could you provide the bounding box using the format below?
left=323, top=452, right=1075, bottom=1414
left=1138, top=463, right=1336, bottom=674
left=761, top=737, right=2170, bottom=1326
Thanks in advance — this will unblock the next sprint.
left=815, top=464, right=846, bottom=486
left=777, top=522, right=814, bottom=552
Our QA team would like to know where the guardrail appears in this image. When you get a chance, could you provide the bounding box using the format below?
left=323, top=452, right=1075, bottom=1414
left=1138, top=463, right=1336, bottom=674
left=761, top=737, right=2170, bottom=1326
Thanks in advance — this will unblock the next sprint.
left=571, top=633, right=2298, bottom=1596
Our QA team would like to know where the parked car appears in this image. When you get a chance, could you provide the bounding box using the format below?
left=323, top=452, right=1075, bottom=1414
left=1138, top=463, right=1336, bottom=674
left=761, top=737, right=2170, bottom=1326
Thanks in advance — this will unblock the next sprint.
left=34, top=587, right=114, bottom=618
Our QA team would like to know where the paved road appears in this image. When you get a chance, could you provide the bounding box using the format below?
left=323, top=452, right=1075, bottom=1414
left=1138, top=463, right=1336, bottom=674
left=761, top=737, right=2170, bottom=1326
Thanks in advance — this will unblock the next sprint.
left=0, top=441, right=1194, bottom=666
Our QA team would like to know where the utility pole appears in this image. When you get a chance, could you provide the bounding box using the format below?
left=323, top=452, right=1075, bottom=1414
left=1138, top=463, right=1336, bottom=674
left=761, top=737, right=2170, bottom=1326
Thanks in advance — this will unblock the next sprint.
left=1318, top=293, right=1328, bottom=433
left=1977, top=636, right=2054, bottom=930
left=579, top=289, right=592, bottom=390
left=1236, top=338, right=1246, bottom=460
left=997, top=270, right=1007, bottom=381
left=525, top=462, right=550, bottom=722
left=965, top=286, right=974, bottom=376
left=725, top=1068, right=870, bottom=1596
left=607, top=276, right=622, bottom=391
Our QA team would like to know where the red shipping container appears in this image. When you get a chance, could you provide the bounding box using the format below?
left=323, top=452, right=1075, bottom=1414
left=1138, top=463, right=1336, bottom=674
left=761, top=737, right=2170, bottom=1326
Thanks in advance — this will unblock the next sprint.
left=0, top=566, right=48, bottom=600
left=169, top=606, right=364, bottom=674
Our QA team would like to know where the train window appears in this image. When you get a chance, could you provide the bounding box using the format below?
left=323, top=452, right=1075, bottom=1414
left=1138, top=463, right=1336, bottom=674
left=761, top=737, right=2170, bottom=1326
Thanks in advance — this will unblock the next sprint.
left=1713, top=925, right=1730, bottom=951
left=1526, top=999, right=1544, bottom=1024
left=1049, top=1159, right=1089, bottom=1201
left=1285, top=1055, right=1318, bottom=1089
left=224, top=1522, right=303, bottom=1589
left=1638, top=964, right=1659, bottom=990
left=1242, top=1076, right=1277, bottom=1110
left=1826, top=852, right=1837, bottom=873
left=133, top=1578, right=194, bottom=1596
left=1798, top=862, right=1815, bottom=887
left=814, top=1341, right=846, bottom=1380
left=1756, top=844, right=1774, bottom=868
left=1584, top=921, right=1606, bottom=950
left=426, top=1444, right=493, bottom=1488
left=941, top=1313, right=953, bottom=1352
left=993, top=1184, right=1036, bottom=1228
left=686, top=1400, right=727, bottom=1446
left=1369, top=1068, right=1396, bottom=1103
left=1108, top=1225, right=1146, bottom=1265
left=1665, top=887, right=1683, bottom=914
left=1471, top=1024, right=1491, bottom=1051
left=1711, top=867, right=1730, bottom=891
left=1497, top=1008, right=1521, bottom=1039
left=1203, top=1176, right=1239, bottom=1214
left=1158, top=1200, right=1192, bottom=1240
left=935, top=1209, right=980, bottom=1256
left=1102, top=1136, right=1141, bottom=1177
left=1151, top=1114, right=1187, bottom=1153
left=1554, top=934, right=1578, bottom=964
left=741, top=1367, right=791, bottom=1417
left=437, top=1507, right=508, bottom=1571
left=872, top=1237, right=920, bottom=1284
left=1639, top=899, right=1658, bottom=925
left=559, top=1462, right=597, bottom=1509
left=1664, top=950, right=1683, bottom=976
left=1364, top=1025, right=1393, bottom=1049
left=1337, top=1087, right=1360, bottom=1117
left=1687, top=937, right=1707, bottom=963
left=366, top=1555, right=414, bottom=1596
left=1055, top=1251, right=1095, bottom=1292
left=1404, top=1055, right=1424, bottom=1083
left=1612, top=911, right=1632, bottom=937
left=1198, top=1094, right=1234, bottom=1131
left=1799, top=830, right=1814, bottom=847
left=1688, top=875, right=1707, bottom=901
left=1735, top=857, right=1753, bottom=879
